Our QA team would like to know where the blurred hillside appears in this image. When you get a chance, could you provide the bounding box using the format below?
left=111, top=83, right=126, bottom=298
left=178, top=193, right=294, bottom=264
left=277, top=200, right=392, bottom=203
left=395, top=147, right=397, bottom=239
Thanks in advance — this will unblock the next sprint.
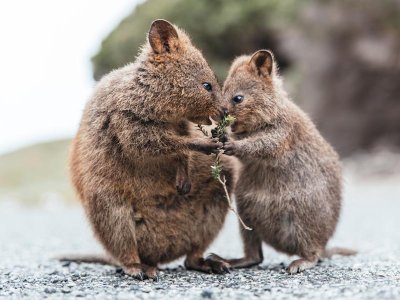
left=91, top=0, right=304, bottom=81
left=92, top=0, right=400, bottom=157
left=0, top=139, right=74, bottom=205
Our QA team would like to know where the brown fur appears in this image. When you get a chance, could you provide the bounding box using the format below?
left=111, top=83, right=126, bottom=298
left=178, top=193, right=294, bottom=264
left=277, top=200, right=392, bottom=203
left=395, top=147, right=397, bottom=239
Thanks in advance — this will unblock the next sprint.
left=69, top=20, right=235, bottom=279
left=215, top=50, right=355, bottom=274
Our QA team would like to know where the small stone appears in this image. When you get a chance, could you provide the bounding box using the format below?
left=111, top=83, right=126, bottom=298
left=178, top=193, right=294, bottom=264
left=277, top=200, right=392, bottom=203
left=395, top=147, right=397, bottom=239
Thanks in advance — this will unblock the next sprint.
left=129, top=285, right=139, bottom=291
left=48, top=270, right=58, bottom=275
left=44, top=287, right=56, bottom=294
left=61, top=261, right=71, bottom=267
left=201, top=289, right=213, bottom=298
left=141, top=287, right=151, bottom=293
left=154, top=285, right=165, bottom=290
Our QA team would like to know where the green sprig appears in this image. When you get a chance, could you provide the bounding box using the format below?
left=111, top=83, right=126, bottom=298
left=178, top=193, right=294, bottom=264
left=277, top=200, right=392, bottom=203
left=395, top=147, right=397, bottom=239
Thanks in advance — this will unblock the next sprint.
left=198, top=114, right=236, bottom=179
left=197, top=113, right=252, bottom=231
left=212, top=114, right=236, bottom=140
left=209, top=114, right=236, bottom=179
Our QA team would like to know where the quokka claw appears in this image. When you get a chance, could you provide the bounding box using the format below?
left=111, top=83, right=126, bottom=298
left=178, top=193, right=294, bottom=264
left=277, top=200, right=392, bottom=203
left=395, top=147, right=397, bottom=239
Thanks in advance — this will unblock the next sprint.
left=124, top=264, right=158, bottom=281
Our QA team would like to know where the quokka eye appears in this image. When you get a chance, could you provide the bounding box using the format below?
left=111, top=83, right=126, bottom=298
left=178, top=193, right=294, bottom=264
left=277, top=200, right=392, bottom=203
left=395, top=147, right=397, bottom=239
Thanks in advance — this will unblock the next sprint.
left=232, top=95, right=244, bottom=104
left=202, top=82, right=212, bottom=92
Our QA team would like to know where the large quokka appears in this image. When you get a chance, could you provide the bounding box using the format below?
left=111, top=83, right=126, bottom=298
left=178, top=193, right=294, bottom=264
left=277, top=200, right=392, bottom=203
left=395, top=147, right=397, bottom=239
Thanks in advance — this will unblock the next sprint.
left=69, top=20, right=235, bottom=279
left=210, top=50, right=356, bottom=274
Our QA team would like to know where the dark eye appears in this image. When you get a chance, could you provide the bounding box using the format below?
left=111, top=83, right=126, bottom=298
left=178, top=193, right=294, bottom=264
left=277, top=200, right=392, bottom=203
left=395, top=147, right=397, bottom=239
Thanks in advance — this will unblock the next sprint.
left=232, top=95, right=244, bottom=104
left=202, top=82, right=212, bottom=92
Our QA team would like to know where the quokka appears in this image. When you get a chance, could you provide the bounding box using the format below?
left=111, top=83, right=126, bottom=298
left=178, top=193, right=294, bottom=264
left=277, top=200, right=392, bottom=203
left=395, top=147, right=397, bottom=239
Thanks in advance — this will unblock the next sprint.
left=69, top=20, right=235, bottom=279
left=209, top=50, right=356, bottom=274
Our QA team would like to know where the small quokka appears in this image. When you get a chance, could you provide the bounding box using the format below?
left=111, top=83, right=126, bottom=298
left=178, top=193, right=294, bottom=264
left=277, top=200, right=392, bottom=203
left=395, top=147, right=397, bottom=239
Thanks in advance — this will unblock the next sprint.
left=69, top=20, right=235, bottom=279
left=210, top=50, right=356, bottom=274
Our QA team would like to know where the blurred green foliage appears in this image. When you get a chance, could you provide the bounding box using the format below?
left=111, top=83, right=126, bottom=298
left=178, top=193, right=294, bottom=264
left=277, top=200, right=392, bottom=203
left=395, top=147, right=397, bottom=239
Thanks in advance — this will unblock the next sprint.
left=92, top=0, right=308, bottom=80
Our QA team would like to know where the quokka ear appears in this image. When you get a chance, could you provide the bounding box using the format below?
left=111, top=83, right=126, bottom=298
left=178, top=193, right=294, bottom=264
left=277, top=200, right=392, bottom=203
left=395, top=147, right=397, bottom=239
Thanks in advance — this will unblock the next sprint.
left=148, top=19, right=180, bottom=54
left=249, top=50, right=274, bottom=77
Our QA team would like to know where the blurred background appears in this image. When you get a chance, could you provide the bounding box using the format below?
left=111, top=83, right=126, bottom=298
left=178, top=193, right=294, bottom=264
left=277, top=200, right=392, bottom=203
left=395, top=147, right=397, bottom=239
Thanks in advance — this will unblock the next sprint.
left=0, top=0, right=399, bottom=205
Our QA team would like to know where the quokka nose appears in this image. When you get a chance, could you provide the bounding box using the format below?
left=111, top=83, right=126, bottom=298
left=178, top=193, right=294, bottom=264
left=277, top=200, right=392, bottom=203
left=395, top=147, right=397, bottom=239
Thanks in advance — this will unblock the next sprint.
left=212, top=107, right=229, bottom=122
left=220, top=108, right=229, bottom=118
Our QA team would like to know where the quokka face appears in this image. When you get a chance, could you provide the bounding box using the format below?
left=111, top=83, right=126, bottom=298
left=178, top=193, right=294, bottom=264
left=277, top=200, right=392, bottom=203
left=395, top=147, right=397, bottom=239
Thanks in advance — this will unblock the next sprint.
left=222, top=50, right=281, bottom=134
left=146, top=20, right=223, bottom=125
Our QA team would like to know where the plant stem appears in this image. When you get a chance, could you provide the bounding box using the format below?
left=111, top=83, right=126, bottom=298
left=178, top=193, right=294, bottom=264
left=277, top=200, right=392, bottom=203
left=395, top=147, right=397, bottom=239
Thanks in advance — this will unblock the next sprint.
left=213, top=152, right=252, bottom=231
left=198, top=115, right=252, bottom=230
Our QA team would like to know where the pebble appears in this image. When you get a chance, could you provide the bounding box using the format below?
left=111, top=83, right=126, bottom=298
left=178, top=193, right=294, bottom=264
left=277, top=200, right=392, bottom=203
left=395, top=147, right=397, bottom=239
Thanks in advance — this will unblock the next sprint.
left=141, top=287, right=151, bottom=293
left=201, top=289, right=213, bottom=298
left=44, top=287, right=56, bottom=294
left=62, top=288, right=71, bottom=294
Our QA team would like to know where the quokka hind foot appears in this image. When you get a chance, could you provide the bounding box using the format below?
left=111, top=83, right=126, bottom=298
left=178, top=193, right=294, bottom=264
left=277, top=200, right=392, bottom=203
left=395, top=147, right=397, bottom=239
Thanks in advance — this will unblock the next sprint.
left=287, top=247, right=357, bottom=274
left=287, top=257, right=319, bottom=274
left=185, top=255, right=230, bottom=274
left=123, top=263, right=159, bottom=281
left=206, top=253, right=263, bottom=269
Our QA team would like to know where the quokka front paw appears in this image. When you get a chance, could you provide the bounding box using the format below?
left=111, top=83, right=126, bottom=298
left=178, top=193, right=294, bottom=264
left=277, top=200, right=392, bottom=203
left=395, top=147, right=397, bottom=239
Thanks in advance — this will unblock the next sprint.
left=222, top=140, right=239, bottom=156
left=188, top=138, right=223, bottom=155
left=176, top=178, right=191, bottom=195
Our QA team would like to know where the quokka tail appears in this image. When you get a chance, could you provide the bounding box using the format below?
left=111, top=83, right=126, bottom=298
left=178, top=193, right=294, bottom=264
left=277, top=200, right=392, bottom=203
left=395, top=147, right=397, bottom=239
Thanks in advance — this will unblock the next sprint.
left=323, top=247, right=357, bottom=258
left=56, top=254, right=118, bottom=266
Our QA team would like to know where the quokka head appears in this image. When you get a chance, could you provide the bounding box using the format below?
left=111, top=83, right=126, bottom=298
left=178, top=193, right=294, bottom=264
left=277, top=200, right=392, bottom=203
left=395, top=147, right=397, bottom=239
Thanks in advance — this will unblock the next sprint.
left=222, top=50, right=282, bottom=135
left=143, top=19, right=224, bottom=125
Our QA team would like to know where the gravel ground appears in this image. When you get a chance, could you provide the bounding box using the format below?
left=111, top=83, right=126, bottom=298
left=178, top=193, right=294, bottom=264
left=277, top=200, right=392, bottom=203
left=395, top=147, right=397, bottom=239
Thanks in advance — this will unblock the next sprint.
left=1, top=174, right=400, bottom=299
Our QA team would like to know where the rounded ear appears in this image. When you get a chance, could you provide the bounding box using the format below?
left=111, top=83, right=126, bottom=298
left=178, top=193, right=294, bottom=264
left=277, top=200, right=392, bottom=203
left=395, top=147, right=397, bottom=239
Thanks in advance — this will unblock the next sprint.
left=249, top=50, right=274, bottom=77
left=148, top=19, right=179, bottom=54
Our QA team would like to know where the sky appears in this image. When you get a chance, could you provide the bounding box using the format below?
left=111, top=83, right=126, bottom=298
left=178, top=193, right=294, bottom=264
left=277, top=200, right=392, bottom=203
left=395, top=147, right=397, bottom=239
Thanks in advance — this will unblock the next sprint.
left=0, top=0, right=142, bottom=155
